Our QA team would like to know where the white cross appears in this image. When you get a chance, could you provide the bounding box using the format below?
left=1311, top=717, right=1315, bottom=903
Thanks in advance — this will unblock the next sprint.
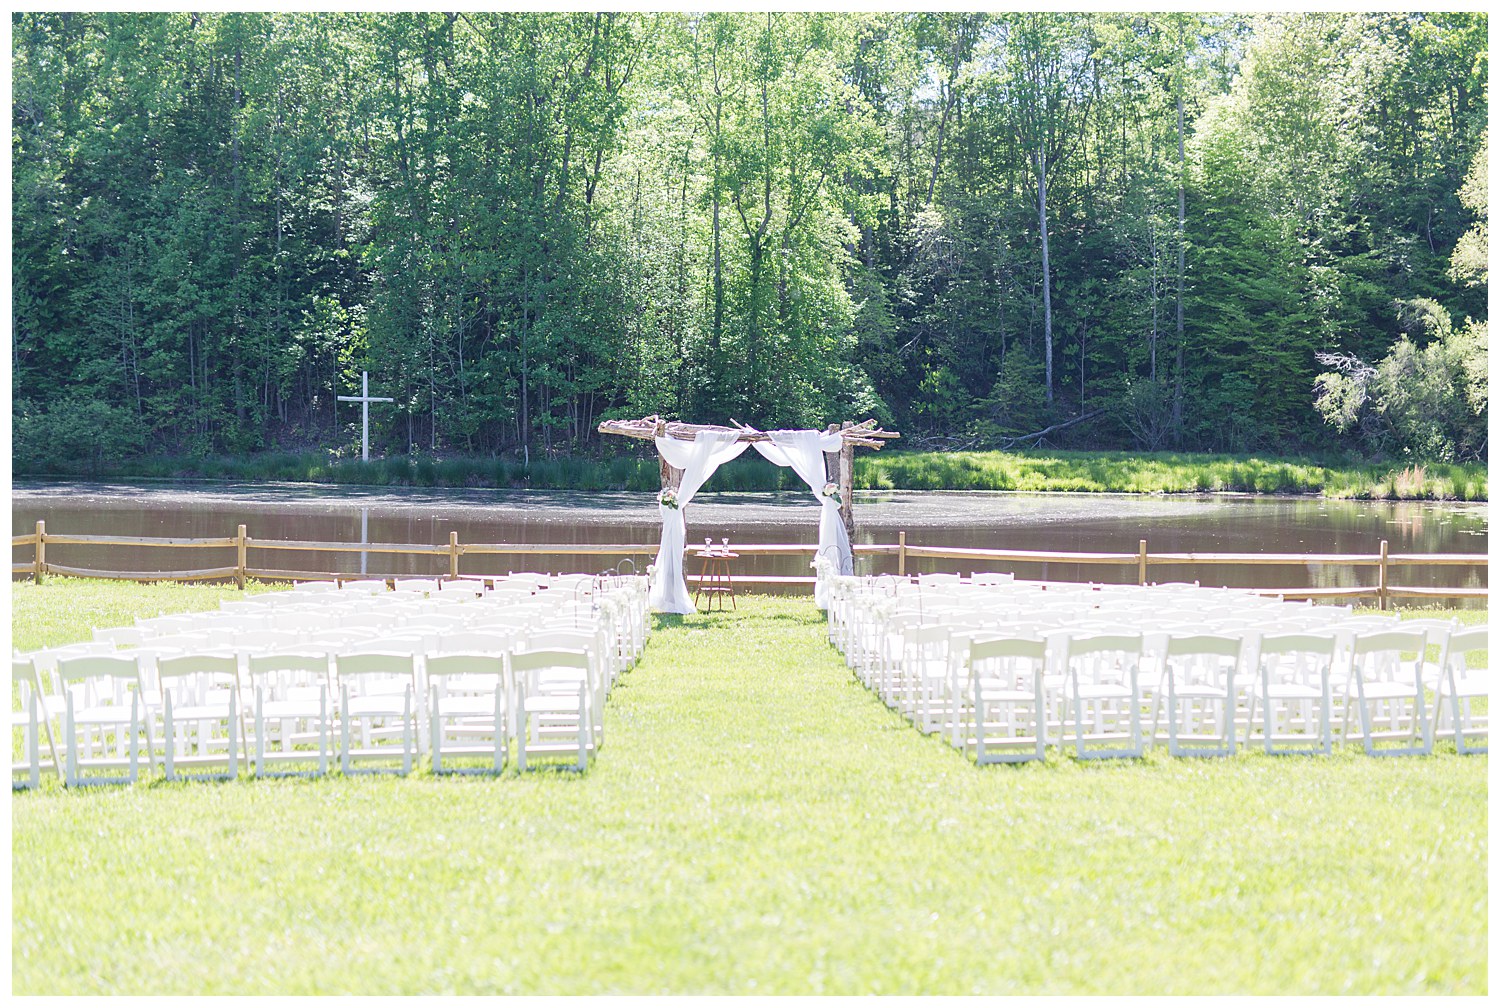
left=337, top=371, right=395, bottom=461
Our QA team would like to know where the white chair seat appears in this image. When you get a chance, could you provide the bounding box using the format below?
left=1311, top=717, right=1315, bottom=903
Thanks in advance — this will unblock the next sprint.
left=524, top=695, right=586, bottom=714
left=344, top=696, right=409, bottom=718
left=1259, top=682, right=1321, bottom=701
left=71, top=704, right=138, bottom=725
left=1357, top=681, right=1420, bottom=701
left=1448, top=674, right=1487, bottom=699
left=261, top=698, right=325, bottom=720
left=1071, top=683, right=1132, bottom=701
left=434, top=695, right=498, bottom=718
left=170, top=703, right=232, bottom=722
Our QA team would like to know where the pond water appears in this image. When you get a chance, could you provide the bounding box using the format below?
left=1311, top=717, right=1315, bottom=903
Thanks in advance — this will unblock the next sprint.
left=10, top=481, right=1488, bottom=602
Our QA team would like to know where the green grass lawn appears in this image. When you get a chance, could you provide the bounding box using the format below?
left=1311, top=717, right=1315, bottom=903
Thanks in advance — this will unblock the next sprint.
left=10, top=581, right=1489, bottom=994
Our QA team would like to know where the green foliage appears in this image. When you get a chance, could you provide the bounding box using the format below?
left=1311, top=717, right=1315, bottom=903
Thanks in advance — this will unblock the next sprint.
left=9, top=12, right=1489, bottom=462
left=11, top=583, right=1489, bottom=994
left=12, top=395, right=147, bottom=474
left=855, top=449, right=1486, bottom=500
left=1314, top=303, right=1488, bottom=462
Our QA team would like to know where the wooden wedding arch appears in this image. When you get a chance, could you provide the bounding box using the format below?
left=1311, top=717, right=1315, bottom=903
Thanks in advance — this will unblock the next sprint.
left=597, top=416, right=900, bottom=531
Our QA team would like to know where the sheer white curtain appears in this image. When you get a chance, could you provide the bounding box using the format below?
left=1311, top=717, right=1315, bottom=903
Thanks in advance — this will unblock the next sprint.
left=752, top=429, right=852, bottom=608
left=649, top=430, right=749, bottom=614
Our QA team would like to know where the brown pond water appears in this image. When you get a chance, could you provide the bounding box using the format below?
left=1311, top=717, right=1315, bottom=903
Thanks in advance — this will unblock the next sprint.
left=10, top=481, right=1488, bottom=603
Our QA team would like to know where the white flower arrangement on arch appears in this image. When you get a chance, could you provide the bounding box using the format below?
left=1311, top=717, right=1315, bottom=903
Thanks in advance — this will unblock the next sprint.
left=658, top=488, right=680, bottom=510
left=821, top=482, right=842, bottom=504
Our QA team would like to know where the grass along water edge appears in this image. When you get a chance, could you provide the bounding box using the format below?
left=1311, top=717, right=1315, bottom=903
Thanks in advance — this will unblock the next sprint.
left=15, top=448, right=1487, bottom=501
left=10, top=581, right=1489, bottom=994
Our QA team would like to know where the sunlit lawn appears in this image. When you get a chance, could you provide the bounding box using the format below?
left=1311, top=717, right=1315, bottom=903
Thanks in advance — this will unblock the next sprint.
left=10, top=581, right=1488, bottom=994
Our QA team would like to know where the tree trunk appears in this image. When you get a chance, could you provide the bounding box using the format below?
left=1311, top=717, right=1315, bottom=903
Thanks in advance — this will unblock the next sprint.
left=1171, top=19, right=1187, bottom=440
left=1038, top=144, right=1054, bottom=402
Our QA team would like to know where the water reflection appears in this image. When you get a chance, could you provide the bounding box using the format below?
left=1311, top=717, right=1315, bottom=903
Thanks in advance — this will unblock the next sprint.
left=11, top=481, right=1487, bottom=602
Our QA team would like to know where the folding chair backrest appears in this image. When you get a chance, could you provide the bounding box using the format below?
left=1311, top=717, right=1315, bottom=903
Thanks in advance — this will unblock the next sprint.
left=426, top=652, right=506, bottom=688
left=1258, top=632, right=1338, bottom=658
left=247, top=651, right=330, bottom=690
left=57, top=654, right=144, bottom=709
left=511, top=648, right=590, bottom=689
left=92, top=625, right=145, bottom=647
left=1352, top=629, right=1426, bottom=657
left=438, top=631, right=516, bottom=655
left=971, top=572, right=1015, bottom=585
left=969, top=636, right=1046, bottom=662
left=1060, top=633, right=1140, bottom=683
left=1445, top=627, right=1488, bottom=669
left=524, top=629, right=606, bottom=678
left=1351, top=629, right=1427, bottom=684
left=1064, top=633, right=1142, bottom=659
left=1165, top=634, right=1243, bottom=659
left=336, top=652, right=417, bottom=679
left=339, top=579, right=390, bottom=595
left=13, top=656, right=43, bottom=707
left=156, top=653, right=239, bottom=682
left=237, top=629, right=306, bottom=654
left=335, top=652, right=417, bottom=706
left=291, top=580, right=339, bottom=594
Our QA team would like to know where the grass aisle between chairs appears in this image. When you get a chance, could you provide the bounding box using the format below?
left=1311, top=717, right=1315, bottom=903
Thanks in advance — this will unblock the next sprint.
left=10, top=587, right=1488, bottom=994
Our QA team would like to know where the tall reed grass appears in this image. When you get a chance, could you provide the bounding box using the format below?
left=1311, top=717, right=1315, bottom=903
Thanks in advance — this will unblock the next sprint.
left=24, top=448, right=1487, bottom=500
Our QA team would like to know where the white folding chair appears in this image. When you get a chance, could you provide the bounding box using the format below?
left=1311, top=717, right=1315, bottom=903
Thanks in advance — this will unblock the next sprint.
left=335, top=652, right=417, bottom=775
left=901, top=625, right=955, bottom=734
left=1156, top=634, right=1243, bottom=757
left=245, top=652, right=333, bottom=777
left=1246, top=633, right=1338, bottom=756
left=1346, top=629, right=1431, bottom=757
left=427, top=653, right=510, bottom=774
left=523, top=627, right=609, bottom=745
left=12, top=657, right=53, bottom=788
left=155, top=652, right=242, bottom=781
left=964, top=636, right=1047, bottom=764
left=971, top=572, right=1015, bottom=585
left=513, top=649, right=592, bottom=772
left=1058, top=633, right=1144, bottom=759
left=57, top=654, right=151, bottom=786
left=338, top=579, right=391, bottom=595
left=1432, top=626, right=1488, bottom=755
left=291, top=579, right=339, bottom=594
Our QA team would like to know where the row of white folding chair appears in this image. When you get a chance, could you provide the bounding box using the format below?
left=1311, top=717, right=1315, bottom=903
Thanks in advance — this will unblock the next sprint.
left=851, top=607, right=1472, bottom=762
left=47, top=644, right=584, bottom=784
left=23, top=578, right=649, bottom=785
left=954, top=629, right=1356, bottom=762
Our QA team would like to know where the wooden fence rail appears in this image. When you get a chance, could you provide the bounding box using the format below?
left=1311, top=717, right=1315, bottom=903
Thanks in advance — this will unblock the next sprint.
left=10, top=519, right=1488, bottom=609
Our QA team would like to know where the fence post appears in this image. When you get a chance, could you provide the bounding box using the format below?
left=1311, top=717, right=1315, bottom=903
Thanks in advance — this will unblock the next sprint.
left=449, top=531, right=460, bottom=580
left=1138, top=539, right=1148, bottom=586
left=898, top=530, right=907, bottom=577
left=34, top=520, right=45, bottom=581
left=839, top=422, right=855, bottom=536
left=1378, top=539, right=1389, bottom=611
left=236, top=524, right=247, bottom=590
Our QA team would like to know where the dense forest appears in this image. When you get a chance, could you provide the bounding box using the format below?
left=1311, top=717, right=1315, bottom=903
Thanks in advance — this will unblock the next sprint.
left=11, top=11, right=1489, bottom=470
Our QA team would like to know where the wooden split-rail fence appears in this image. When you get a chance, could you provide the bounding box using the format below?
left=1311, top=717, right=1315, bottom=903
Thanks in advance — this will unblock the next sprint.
left=10, top=520, right=1487, bottom=611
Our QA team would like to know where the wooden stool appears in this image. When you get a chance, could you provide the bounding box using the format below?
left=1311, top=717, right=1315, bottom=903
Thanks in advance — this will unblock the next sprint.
left=694, top=550, right=738, bottom=612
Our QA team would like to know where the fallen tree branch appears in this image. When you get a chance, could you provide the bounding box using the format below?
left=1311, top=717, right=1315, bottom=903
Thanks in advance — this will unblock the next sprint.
left=993, top=409, right=1107, bottom=450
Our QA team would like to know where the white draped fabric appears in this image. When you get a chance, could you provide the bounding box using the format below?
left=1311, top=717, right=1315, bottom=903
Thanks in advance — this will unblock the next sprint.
left=649, top=430, right=750, bottom=614
left=752, top=429, right=852, bottom=608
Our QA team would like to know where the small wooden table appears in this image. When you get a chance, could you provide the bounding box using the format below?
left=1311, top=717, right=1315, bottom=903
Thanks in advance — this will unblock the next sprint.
left=694, top=550, right=738, bottom=611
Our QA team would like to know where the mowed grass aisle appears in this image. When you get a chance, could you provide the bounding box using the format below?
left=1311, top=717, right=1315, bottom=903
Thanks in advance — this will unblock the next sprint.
left=11, top=587, right=1488, bottom=994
